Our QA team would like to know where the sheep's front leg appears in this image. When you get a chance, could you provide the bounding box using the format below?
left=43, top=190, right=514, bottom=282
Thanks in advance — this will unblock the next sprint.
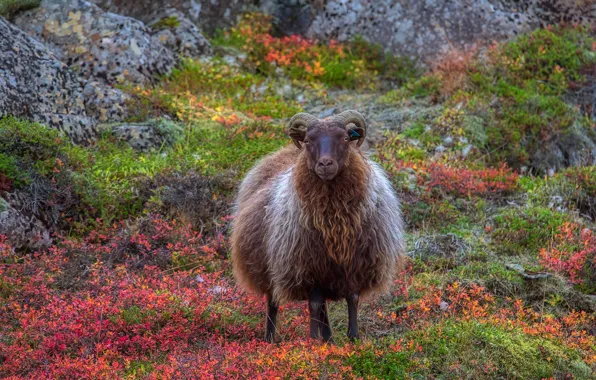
left=319, top=300, right=334, bottom=343
left=308, top=289, right=324, bottom=339
left=346, top=292, right=360, bottom=341
left=265, top=294, right=278, bottom=343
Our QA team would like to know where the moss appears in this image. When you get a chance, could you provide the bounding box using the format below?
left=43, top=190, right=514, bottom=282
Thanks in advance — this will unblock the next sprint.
left=411, top=320, right=586, bottom=379
left=0, top=152, right=27, bottom=187
left=129, top=58, right=302, bottom=120
left=345, top=342, right=416, bottom=379
left=151, top=16, right=180, bottom=30
left=0, top=197, right=8, bottom=213
left=491, top=206, right=570, bottom=256
left=124, top=360, right=154, bottom=378
left=453, top=261, right=524, bottom=297
left=0, top=0, right=40, bottom=18
left=380, top=74, right=441, bottom=103
left=118, top=305, right=151, bottom=325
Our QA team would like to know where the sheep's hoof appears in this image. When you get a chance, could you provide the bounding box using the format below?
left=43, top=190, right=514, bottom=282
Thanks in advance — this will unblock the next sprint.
left=265, top=333, right=280, bottom=344
left=323, top=336, right=335, bottom=345
left=347, top=334, right=360, bottom=343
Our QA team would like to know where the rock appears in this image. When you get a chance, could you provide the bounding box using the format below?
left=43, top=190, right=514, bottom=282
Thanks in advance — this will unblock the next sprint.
left=318, top=108, right=336, bottom=119
left=408, top=233, right=470, bottom=265
left=530, top=121, right=596, bottom=173
left=82, top=81, right=130, bottom=122
left=209, top=285, right=227, bottom=294
left=439, top=300, right=449, bottom=311
left=0, top=194, right=52, bottom=251
left=0, top=16, right=97, bottom=143
left=90, top=0, right=252, bottom=35
left=305, top=0, right=596, bottom=65
left=261, top=0, right=312, bottom=36
left=505, top=263, right=552, bottom=280
left=14, top=0, right=176, bottom=86
left=148, top=8, right=211, bottom=58
left=109, top=119, right=184, bottom=151
left=307, top=0, right=530, bottom=66
left=461, top=144, right=474, bottom=158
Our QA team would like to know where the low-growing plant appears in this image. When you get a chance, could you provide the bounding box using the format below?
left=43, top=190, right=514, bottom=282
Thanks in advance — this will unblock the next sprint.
left=212, top=12, right=414, bottom=89
left=491, top=206, right=570, bottom=256
left=539, top=222, right=596, bottom=292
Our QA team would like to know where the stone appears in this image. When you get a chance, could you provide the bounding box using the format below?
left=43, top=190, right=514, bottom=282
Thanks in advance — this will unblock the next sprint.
left=305, top=0, right=596, bottom=66
left=14, top=0, right=176, bottom=86
left=408, top=233, right=470, bottom=265
left=90, top=0, right=251, bottom=35
left=109, top=119, right=184, bottom=151
left=505, top=263, right=552, bottom=280
left=0, top=193, right=52, bottom=251
left=82, top=81, right=130, bottom=122
left=148, top=8, right=212, bottom=58
left=0, top=16, right=97, bottom=143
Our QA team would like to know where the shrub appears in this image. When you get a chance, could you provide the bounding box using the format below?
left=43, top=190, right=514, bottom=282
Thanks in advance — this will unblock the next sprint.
left=539, top=222, right=596, bottom=292
left=491, top=206, right=570, bottom=256
left=212, top=12, right=414, bottom=88
left=427, top=163, right=519, bottom=198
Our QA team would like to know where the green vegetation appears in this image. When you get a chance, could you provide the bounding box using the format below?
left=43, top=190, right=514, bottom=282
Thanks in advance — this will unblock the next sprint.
left=1, top=15, right=596, bottom=379
left=381, top=26, right=596, bottom=172
left=151, top=16, right=180, bottom=30
left=491, top=206, right=570, bottom=256
left=411, top=320, right=590, bottom=379
left=0, top=0, right=39, bottom=18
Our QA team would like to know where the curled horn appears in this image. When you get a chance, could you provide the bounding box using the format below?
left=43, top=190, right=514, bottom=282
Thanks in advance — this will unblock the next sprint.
left=332, top=110, right=367, bottom=147
left=287, top=113, right=319, bottom=149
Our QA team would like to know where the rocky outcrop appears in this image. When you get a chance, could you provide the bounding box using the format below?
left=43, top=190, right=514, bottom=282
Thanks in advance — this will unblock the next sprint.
left=14, top=0, right=176, bottom=86
left=90, top=0, right=251, bottom=35
left=300, top=0, right=596, bottom=65
left=306, top=0, right=531, bottom=65
left=109, top=119, right=184, bottom=151
left=0, top=194, right=52, bottom=251
left=0, top=16, right=97, bottom=143
left=148, top=8, right=212, bottom=58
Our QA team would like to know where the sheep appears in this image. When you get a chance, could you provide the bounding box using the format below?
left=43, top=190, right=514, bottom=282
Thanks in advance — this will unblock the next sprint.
left=230, top=110, right=405, bottom=343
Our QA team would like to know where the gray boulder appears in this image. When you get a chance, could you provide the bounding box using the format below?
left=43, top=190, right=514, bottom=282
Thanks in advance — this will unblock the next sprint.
left=0, top=195, right=52, bottom=251
left=90, top=0, right=251, bottom=35
left=148, top=8, right=212, bottom=58
left=305, top=0, right=596, bottom=65
left=306, top=0, right=531, bottom=66
left=109, top=119, right=184, bottom=151
left=0, top=16, right=97, bottom=143
left=82, top=81, right=130, bottom=122
left=14, top=0, right=176, bottom=86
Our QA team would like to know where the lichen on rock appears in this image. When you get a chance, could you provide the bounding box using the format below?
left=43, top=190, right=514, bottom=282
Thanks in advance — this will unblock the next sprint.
left=14, top=0, right=176, bottom=86
left=0, top=16, right=97, bottom=143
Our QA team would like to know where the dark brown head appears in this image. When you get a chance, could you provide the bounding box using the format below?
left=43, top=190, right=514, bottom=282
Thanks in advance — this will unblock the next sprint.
left=287, top=110, right=367, bottom=181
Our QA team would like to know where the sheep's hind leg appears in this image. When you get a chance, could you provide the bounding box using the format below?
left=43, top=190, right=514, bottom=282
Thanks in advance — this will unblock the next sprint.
left=346, top=292, right=360, bottom=341
left=319, top=300, right=334, bottom=343
left=265, top=294, right=279, bottom=343
left=308, top=289, right=324, bottom=339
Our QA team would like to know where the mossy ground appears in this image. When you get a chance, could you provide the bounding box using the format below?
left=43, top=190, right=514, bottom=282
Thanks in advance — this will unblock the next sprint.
left=1, top=15, right=596, bottom=379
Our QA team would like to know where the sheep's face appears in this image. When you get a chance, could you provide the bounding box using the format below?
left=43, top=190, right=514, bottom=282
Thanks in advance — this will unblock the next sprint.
left=299, top=122, right=363, bottom=181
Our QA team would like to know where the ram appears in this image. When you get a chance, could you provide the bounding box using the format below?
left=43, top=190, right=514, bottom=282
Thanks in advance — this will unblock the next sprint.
left=231, top=110, right=404, bottom=342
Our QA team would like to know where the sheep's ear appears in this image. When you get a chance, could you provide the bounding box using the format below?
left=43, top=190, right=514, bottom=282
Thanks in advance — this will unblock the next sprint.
left=348, top=127, right=365, bottom=142
left=289, top=126, right=306, bottom=149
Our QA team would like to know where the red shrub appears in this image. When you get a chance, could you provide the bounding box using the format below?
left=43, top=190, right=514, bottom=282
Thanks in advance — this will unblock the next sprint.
left=428, top=163, right=519, bottom=197
left=539, top=222, right=596, bottom=286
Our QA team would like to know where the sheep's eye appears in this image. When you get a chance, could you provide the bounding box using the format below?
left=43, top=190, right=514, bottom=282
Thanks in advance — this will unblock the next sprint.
left=303, top=140, right=310, bottom=144
left=344, top=136, right=350, bottom=141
